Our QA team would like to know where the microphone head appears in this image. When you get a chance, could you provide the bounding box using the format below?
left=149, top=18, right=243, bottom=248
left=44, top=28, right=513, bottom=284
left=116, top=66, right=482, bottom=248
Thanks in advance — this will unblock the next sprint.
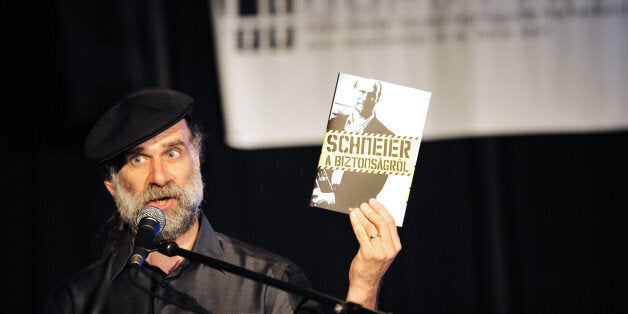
left=136, top=206, right=167, bottom=231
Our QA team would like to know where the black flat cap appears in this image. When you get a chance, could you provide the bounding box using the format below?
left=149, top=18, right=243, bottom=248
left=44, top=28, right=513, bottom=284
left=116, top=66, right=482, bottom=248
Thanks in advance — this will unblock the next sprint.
left=84, top=87, right=194, bottom=163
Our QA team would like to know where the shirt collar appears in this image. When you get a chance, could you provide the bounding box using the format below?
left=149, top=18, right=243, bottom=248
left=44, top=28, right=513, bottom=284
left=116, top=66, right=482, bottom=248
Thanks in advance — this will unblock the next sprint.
left=191, top=211, right=223, bottom=258
left=345, top=112, right=375, bottom=133
left=109, top=210, right=222, bottom=282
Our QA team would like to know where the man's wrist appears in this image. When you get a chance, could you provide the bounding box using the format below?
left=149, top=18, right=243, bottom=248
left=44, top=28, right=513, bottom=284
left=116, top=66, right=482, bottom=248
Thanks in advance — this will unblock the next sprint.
left=346, top=284, right=379, bottom=310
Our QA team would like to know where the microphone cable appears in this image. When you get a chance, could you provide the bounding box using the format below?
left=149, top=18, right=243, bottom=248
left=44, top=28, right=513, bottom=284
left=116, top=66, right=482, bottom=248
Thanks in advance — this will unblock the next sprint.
left=127, top=266, right=212, bottom=314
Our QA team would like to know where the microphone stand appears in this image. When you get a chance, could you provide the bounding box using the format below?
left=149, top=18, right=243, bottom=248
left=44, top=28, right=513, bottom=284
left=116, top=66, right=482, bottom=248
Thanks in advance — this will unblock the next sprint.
left=156, top=240, right=391, bottom=314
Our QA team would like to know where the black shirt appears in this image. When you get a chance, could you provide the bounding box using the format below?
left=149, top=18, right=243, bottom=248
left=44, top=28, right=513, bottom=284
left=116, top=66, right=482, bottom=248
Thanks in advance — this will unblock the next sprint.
left=46, top=213, right=324, bottom=313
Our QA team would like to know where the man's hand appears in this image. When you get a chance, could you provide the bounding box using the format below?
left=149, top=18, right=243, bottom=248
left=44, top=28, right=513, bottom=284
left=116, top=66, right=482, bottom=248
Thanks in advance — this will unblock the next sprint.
left=346, top=198, right=402, bottom=310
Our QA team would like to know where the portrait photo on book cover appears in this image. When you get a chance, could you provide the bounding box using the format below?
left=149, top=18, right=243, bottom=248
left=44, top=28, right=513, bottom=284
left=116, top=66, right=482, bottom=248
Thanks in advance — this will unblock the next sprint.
left=311, top=73, right=431, bottom=226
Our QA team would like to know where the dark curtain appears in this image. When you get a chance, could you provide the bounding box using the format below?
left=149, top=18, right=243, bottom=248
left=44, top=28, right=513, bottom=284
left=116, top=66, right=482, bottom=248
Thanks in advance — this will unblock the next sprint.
left=3, top=1, right=626, bottom=313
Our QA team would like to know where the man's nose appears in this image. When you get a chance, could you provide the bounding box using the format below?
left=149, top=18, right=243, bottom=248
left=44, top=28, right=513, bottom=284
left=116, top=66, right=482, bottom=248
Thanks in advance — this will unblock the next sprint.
left=150, top=159, right=173, bottom=186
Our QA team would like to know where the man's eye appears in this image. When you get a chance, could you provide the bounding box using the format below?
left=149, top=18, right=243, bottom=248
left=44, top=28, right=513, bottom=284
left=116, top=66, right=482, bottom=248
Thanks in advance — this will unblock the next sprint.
left=131, top=155, right=144, bottom=164
left=167, top=150, right=180, bottom=159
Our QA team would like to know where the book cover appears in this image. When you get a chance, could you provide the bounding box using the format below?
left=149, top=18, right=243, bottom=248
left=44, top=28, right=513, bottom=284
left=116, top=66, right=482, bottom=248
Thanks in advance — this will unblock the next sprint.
left=310, top=73, right=431, bottom=227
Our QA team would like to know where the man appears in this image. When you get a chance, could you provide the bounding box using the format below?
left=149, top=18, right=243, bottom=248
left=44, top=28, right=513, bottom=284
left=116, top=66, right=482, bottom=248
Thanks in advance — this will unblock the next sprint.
left=312, top=78, right=394, bottom=212
left=46, top=87, right=401, bottom=313
left=327, top=78, right=392, bottom=134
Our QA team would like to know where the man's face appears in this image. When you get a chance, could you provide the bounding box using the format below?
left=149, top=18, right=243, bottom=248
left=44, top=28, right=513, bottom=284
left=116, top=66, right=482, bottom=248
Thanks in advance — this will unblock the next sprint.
left=353, top=79, right=377, bottom=116
left=105, top=119, right=204, bottom=241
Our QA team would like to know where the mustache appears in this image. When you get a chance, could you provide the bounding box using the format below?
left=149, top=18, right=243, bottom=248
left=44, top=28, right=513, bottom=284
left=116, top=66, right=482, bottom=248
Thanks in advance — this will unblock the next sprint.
left=139, top=183, right=184, bottom=204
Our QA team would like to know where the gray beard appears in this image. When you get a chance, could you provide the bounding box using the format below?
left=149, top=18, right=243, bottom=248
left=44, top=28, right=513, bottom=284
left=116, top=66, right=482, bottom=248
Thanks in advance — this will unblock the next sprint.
left=110, top=165, right=205, bottom=241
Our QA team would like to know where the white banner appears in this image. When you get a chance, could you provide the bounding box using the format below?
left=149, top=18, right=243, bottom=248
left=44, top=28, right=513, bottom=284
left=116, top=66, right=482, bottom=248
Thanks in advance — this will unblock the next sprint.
left=209, top=0, right=628, bottom=149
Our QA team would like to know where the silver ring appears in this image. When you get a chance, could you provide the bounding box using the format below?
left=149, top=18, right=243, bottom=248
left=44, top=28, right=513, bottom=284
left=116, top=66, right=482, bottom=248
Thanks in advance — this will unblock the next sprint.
left=369, top=233, right=380, bottom=239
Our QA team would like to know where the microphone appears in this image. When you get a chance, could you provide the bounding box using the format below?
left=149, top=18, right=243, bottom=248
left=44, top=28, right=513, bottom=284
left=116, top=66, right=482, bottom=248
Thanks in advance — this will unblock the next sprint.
left=129, top=206, right=166, bottom=276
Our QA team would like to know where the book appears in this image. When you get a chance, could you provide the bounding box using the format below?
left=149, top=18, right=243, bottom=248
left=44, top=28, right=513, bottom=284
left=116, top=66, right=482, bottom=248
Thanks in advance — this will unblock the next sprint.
left=309, top=73, right=431, bottom=227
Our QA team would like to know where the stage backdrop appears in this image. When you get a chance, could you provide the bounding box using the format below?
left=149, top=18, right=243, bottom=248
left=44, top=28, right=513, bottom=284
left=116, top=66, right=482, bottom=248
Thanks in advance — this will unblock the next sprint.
left=209, top=0, right=628, bottom=149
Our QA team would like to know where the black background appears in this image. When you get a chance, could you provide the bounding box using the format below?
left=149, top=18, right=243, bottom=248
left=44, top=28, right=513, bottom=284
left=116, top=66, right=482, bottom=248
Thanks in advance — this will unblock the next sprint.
left=2, top=1, right=626, bottom=313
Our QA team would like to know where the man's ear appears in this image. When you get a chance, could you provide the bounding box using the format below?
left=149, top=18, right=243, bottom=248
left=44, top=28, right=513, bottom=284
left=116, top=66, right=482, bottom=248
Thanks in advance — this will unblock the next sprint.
left=104, top=180, right=116, bottom=197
